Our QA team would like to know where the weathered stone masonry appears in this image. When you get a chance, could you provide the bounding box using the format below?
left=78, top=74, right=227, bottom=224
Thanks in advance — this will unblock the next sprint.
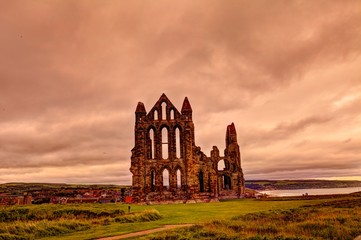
left=130, top=94, right=245, bottom=203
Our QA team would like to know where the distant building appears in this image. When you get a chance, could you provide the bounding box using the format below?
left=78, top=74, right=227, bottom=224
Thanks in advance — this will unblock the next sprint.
left=65, top=198, right=99, bottom=204
left=130, top=94, right=245, bottom=203
left=0, top=194, right=32, bottom=205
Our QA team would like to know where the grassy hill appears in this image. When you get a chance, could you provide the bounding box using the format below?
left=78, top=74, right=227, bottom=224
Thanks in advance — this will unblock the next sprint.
left=245, top=179, right=361, bottom=190
left=2, top=180, right=361, bottom=195
left=0, top=183, right=128, bottom=195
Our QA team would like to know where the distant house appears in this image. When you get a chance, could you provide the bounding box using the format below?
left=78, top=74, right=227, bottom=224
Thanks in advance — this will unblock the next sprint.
left=66, top=198, right=99, bottom=204
left=0, top=195, right=32, bottom=205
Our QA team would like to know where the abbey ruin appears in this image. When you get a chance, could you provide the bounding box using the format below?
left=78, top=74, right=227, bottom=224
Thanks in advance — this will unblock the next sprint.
left=130, top=94, right=245, bottom=203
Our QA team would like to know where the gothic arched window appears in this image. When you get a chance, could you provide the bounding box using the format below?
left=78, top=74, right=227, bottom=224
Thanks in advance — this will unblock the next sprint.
left=170, top=109, right=175, bottom=119
left=217, top=160, right=225, bottom=171
left=149, top=129, right=155, bottom=159
left=161, top=102, right=167, bottom=120
left=199, top=171, right=204, bottom=192
left=154, top=110, right=158, bottom=120
left=151, top=170, right=155, bottom=192
left=175, top=127, right=181, bottom=158
left=161, top=127, right=168, bottom=159
left=176, top=169, right=181, bottom=189
left=162, top=169, right=169, bottom=190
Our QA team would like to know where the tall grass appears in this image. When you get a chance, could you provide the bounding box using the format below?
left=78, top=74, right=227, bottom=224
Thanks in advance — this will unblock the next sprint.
left=0, top=204, right=161, bottom=239
left=0, top=206, right=124, bottom=222
left=0, top=219, right=91, bottom=240
left=2, top=197, right=359, bottom=239
left=147, top=198, right=361, bottom=240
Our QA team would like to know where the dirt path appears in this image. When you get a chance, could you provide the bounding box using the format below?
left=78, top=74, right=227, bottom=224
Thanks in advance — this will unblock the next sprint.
left=97, top=224, right=194, bottom=240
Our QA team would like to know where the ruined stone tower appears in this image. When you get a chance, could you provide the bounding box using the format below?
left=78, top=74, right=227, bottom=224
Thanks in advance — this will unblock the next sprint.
left=130, top=94, right=245, bottom=203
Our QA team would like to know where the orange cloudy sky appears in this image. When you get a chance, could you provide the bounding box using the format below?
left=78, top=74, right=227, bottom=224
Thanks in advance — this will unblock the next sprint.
left=0, top=0, right=360, bottom=184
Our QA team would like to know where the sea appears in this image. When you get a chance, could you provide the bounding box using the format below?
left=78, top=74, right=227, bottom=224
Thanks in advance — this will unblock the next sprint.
left=259, top=187, right=361, bottom=197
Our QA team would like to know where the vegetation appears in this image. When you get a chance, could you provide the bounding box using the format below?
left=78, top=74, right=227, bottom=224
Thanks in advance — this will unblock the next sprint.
left=38, top=199, right=320, bottom=240
left=245, top=179, right=361, bottom=190
left=146, top=198, right=361, bottom=240
left=2, top=180, right=360, bottom=196
left=0, top=183, right=128, bottom=195
left=2, top=179, right=361, bottom=195
left=0, top=204, right=160, bottom=239
left=0, top=199, right=319, bottom=240
left=0, top=195, right=360, bottom=239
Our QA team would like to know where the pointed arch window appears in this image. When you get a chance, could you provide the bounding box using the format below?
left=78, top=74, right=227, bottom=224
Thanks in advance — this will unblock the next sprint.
left=170, top=109, right=175, bottom=119
left=217, top=160, right=225, bottom=171
left=222, top=174, right=231, bottom=189
left=149, top=129, right=155, bottom=159
left=175, top=128, right=181, bottom=158
left=162, top=169, right=169, bottom=190
left=176, top=169, right=181, bottom=189
left=161, top=127, right=168, bottom=159
left=154, top=110, right=158, bottom=120
left=151, top=170, right=155, bottom=192
left=199, top=171, right=204, bottom=192
left=161, top=102, right=167, bottom=120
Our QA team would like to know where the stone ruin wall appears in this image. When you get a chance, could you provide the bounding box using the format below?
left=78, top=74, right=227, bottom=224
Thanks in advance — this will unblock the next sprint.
left=130, top=94, right=245, bottom=203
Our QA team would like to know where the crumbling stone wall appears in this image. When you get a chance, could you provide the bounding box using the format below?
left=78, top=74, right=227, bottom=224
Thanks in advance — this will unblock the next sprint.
left=130, top=94, right=245, bottom=203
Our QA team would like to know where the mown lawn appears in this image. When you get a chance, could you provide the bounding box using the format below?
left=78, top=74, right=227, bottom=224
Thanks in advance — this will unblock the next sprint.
left=0, top=197, right=357, bottom=240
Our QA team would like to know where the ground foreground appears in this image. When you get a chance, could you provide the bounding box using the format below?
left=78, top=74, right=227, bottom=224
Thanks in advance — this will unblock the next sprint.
left=0, top=194, right=360, bottom=239
left=145, top=198, right=361, bottom=240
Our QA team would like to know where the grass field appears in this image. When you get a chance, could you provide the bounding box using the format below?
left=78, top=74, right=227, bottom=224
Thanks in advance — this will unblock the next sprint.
left=1, top=195, right=360, bottom=239
left=146, top=198, right=361, bottom=239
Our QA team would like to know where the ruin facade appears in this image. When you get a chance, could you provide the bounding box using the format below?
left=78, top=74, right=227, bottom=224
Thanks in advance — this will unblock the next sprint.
left=130, top=94, right=245, bottom=203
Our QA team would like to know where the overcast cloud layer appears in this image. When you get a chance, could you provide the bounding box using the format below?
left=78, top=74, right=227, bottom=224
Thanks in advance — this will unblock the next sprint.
left=0, top=0, right=360, bottom=184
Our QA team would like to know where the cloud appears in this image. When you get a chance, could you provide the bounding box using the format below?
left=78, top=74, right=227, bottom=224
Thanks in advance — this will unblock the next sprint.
left=0, top=112, right=132, bottom=169
left=241, top=115, right=332, bottom=148
left=0, top=0, right=360, bottom=183
left=0, top=163, right=131, bottom=184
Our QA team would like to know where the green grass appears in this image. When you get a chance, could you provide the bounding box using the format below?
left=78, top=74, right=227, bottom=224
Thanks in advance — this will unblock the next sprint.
left=1, top=197, right=359, bottom=239
left=146, top=198, right=361, bottom=239
left=0, top=182, right=128, bottom=195
left=41, top=198, right=332, bottom=239
left=0, top=204, right=160, bottom=239
left=130, top=198, right=324, bottom=224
